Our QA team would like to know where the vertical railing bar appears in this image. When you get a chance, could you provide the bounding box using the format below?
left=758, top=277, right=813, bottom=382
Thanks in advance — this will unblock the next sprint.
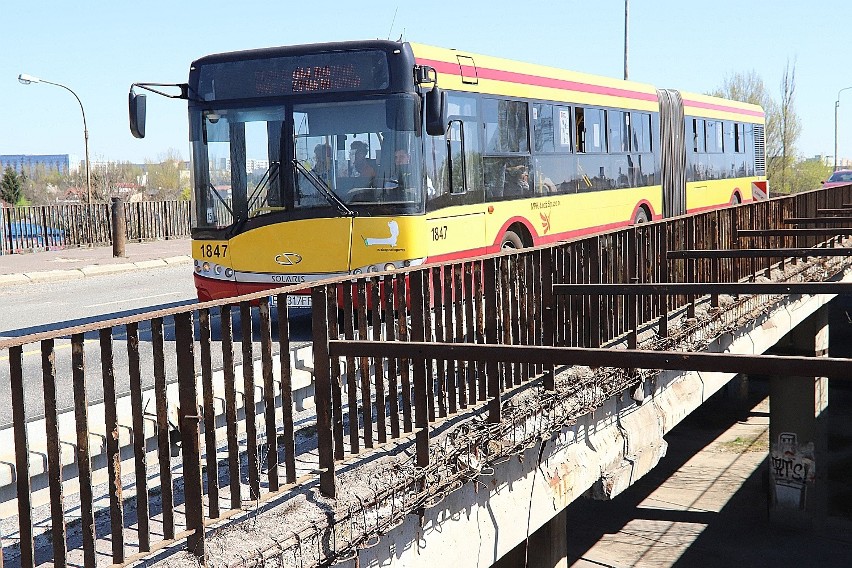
left=198, top=309, right=220, bottom=519
left=525, top=251, right=537, bottom=378
left=454, top=263, right=467, bottom=408
left=342, top=284, right=360, bottom=454
left=259, top=298, right=279, bottom=491
left=356, top=281, right=374, bottom=449
left=370, top=279, right=388, bottom=444
left=175, top=312, right=205, bottom=559
left=431, top=267, right=447, bottom=417
left=9, top=347, right=31, bottom=567
left=443, top=266, right=456, bottom=414
left=659, top=223, right=669, bottom=338
left=100, top=327, right=125, bottom=564
left=484, top=257, right=501, bottom=423
left=512, top=253, right=525, bottom=383
left=541, top=248, right=555, bottom=391
left=384, top=276, right=401, bottom=438
left=409, top=271, right=430, bottom=469
left=312, top=286, right=336, bottom=497
left=71, top=334, right=96, bottom=568
left=277, top=294, right=297, bottom=483
left=328, top=285, right=345, bottom=460
left=153, top=317, right=176, bottom=535
left=396, top=275, right=413, bottom=433
left=42, top=339, right=67, bottom=566
left=127, top=322, right=151, bottom=549
left=422, top=269, right=436, bottom=422
left=474, top=261, right=487, bottom=402
left=464, top=262, right=477, bottom=397
left=220, top=306, right=241, bottom=509
left=500, top=257, right=514, bottom=388
left=239, top=302, right=261, bottom=500
left=625, top=226, right=639, bottom=349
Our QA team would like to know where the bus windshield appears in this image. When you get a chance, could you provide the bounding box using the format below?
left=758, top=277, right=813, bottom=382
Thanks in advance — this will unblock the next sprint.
left=190, top=94, right=422, bottom=229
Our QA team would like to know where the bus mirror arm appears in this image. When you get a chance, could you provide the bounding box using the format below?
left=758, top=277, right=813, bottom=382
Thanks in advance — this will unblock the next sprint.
left=425, top=86, right=446, bottom=137
left=128, top=82, right=192, bottom=139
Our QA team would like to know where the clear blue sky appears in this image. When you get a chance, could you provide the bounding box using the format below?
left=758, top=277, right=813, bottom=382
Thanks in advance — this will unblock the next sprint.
left=2, top=0, right=849, bottom=164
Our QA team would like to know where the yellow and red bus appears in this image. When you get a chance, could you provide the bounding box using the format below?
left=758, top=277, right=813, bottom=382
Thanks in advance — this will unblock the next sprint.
left=128, top=40, right=766, bottom=303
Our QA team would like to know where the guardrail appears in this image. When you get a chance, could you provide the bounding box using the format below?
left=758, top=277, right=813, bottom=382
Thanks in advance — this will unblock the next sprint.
left=0, top=185, right=850, bottom=566
left=0, top=200, right=191, bottom=254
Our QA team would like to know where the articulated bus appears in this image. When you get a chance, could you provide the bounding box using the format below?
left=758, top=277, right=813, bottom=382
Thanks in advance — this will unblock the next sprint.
left=128, top=40, right=766, bottom=304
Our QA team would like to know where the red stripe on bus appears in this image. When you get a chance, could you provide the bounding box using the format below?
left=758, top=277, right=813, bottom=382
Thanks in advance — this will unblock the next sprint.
left=682, top=99, right=765, bottom=118
left=417, top=58, right=658, bottom=103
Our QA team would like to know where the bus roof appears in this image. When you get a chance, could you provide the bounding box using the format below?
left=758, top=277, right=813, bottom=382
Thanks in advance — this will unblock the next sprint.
left=409, top=43, right=764, bottom=123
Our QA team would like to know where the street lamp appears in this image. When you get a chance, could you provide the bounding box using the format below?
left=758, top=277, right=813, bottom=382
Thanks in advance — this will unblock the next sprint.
left=17, top=73, right=92, bottom=206
left=834, top=86, right=852, bottom=171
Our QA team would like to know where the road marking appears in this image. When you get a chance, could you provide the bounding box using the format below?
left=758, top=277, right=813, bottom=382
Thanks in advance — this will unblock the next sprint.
left=84, top=292, right=185, bottom=309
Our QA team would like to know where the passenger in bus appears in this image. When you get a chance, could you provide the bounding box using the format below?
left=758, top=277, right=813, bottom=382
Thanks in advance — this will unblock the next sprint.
left=349, top=140, right=376, bottom=181
left=503, top=164, right=530, bottom=197
left=313, top=143, right=334, bottom=180
left=393, top=149, right=411, bottom=189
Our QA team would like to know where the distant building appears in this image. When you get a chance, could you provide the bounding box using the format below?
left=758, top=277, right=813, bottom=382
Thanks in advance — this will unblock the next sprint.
left=0, top=154, right=72, bottom=175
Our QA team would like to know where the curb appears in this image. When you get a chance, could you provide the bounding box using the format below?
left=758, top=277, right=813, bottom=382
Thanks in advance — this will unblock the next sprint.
left=0, top=256, right=193, bottom=286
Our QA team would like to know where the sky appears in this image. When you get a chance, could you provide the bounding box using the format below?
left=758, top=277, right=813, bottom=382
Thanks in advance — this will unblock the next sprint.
left=1, top=0, right=850, bottom=165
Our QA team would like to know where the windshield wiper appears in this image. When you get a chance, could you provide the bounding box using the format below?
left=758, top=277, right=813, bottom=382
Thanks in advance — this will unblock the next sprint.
left=208, top=183, right=233, bottom=216
left=248, top=162, right=281, bottom=211
left=292, top=159, right=355, bottom=217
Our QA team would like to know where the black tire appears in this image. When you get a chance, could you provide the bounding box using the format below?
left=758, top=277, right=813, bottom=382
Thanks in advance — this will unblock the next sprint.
left=633, top=207, right=649, bottom=225
left=500, top=230, right=524, bottom=250
left=731, top=193, right=741, bottom=205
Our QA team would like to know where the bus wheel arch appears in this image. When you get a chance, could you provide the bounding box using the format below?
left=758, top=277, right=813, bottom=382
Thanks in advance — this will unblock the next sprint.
left=501, top=223, right=531, bottom=250
left=731, top=191, right=742, bottom=205
left=632, top=204, right=651, bottom=225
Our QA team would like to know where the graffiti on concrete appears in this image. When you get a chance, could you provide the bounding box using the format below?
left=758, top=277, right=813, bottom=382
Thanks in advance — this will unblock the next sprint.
left=769, top=432, right=815, bottom=509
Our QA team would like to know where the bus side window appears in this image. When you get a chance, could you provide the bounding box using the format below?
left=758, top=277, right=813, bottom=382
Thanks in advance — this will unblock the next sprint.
left=447, top=120, right=467, bottom=194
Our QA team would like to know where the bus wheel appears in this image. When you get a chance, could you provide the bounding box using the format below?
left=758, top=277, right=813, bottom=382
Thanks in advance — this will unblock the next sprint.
left=731, top=193, right=741, bottom=205
left=500, top=230, right=524, bottom=250
left=633, top=207, right=649, bottom=224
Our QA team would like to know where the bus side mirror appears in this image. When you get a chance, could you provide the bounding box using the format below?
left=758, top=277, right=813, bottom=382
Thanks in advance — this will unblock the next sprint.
left=425, top=86, right=446, bottom=137
left=129, top=89, right=147, bottom=139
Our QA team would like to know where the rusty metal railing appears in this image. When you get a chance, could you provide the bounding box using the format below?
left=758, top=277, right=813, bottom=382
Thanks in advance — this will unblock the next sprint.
left=1, top=184, right=851, bottom=566
left=0, top=200, right=190, bottom=254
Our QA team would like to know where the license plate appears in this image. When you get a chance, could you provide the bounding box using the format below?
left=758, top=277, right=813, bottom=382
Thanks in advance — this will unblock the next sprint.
left=270, top=294, right=312, bottom=308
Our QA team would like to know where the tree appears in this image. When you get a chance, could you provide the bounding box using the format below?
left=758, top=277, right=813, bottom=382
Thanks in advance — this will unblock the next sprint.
left=1, top=166, right=24, bottom=205
left=145, top=149, right=189, bottom=200
left=91, top=160, right=144, bottom=201
left=708, top=67, right=802, bottom=193
left=776, top=60, right=802, bottom=194
left=791, top=158, right=831, bottom=193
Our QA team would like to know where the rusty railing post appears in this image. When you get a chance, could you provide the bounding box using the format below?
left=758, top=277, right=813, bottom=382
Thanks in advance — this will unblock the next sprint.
left=110, top=196, right=126, bottom=257
left=409, top=270, right=430, bottom=468
left=484, top=257, right=501, bottom=423
left=175, top=311, right=206, bottom=559
left=540, top=247, right=555, bottom=391
left=312, top=285, right=337, bottom=497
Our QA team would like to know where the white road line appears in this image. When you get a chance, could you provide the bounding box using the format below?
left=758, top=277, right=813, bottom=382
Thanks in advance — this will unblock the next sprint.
left=84, top=292, right=185, bottom=309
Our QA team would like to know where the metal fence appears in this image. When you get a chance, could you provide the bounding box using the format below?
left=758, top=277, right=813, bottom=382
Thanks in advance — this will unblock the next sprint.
left=0, top=200, right=191, bottom=254
left=0, top=185, right=851, bottom=566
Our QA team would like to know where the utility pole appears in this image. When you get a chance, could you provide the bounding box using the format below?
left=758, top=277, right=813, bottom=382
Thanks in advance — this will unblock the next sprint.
left=624, top=0, right=629, bottom=81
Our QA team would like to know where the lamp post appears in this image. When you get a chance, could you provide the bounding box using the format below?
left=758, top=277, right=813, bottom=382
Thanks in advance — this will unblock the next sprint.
left=835, top=86, right=852, bottom=171
left=624, top=0, right=629, bottom=81
left=18, top=74, right=92, bottom=206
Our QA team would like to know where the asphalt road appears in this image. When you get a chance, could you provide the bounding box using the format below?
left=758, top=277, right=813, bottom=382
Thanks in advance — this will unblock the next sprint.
left=0, top=264, right=313, bottom=426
